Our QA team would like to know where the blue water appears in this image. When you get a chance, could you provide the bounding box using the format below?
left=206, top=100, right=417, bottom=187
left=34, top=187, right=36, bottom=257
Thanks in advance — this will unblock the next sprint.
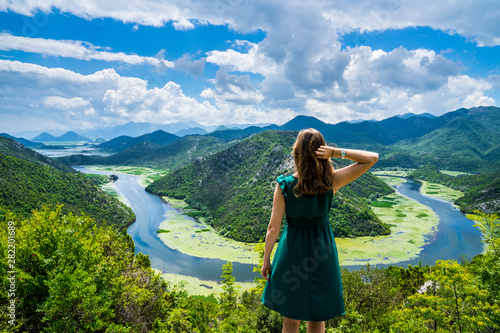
left=389, top=179, right=483, bottom=266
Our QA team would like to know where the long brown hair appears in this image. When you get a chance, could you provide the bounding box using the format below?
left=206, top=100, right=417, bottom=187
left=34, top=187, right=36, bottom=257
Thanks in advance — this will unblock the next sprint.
left=292, top=128, right=335, bottom=197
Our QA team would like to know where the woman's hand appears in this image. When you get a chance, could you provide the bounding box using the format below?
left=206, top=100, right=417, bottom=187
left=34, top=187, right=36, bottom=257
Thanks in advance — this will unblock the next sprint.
left=316, top=145, right=333, bottom=159
left=261, top=260, right=272, bottom=280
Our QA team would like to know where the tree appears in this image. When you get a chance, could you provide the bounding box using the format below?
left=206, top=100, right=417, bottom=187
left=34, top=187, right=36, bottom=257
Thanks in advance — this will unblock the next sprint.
left=468, top=210, right=500, bottom=256
left=0, top=206, right=170, bottom=332
left=219, top=262, right=239, bottom=313
left=392, top=260, right=500, bottom=332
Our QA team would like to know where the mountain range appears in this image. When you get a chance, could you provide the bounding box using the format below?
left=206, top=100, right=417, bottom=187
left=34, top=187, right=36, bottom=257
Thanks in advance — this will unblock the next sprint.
left=57, top=106, right=500, bottom=173
left=3, top=105, right=499, bottom=244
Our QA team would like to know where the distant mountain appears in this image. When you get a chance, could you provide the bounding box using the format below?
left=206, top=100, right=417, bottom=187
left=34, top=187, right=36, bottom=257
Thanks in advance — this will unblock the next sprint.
left=209, top=125, right=279, bottom=141
left=12, top=129, right=67, bottom=140
left=0, top=133, right=46, bottom=149
left=57, top=131, right=92, bottom=142
left=94, top=135, right=133, bottom=151
left=95, top=130, right=179, bottom=152
left=280, top=115, right=331, bottom=132
left=31, top=131, right=91, bottom=142
left=146, top=130, right=393, bottom=242
left=396, top=112, right=436, bottom=119
left=198, top=112, right=445, bottom=146
left=211, top=125, right=243, bottom=132
left=32, top=131, right=57, bottom=142
left=82, top=120, right=203, bottom=140
left=346, top=119, right=377, bottom=124
left=174, top=127, right=208, bottom=137
left=0, top=136, right=74, bottom=173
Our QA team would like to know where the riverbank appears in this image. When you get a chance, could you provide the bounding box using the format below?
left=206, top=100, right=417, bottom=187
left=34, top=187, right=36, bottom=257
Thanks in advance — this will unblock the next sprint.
left=157, top=270, right=255, bottom=296
left=418, top=180, right=464, bottom=203
left=157, top=197, right=260, bottom=265
left=84, top=165, right=168, bottom=187
left=336, top=172, right=439, bottom=266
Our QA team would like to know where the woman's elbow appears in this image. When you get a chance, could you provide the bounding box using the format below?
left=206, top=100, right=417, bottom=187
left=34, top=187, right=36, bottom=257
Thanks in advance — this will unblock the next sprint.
left=267, top=225, right=280, bottom=237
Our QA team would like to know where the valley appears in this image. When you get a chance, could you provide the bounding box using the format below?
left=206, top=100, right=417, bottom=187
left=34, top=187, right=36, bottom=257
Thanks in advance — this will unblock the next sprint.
left=75, top=164, right=483, bottom=296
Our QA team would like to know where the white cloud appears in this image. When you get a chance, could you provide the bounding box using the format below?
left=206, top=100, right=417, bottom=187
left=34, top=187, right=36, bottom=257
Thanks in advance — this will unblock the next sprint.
left=173, top=53, right=205, bottom=76
left=0, top=59, right=286, bottom=132
left=200, top=67, right=264, bottom=105
left=2, top=0, right=499, bottom=46
left=322, top=0, right=500, bottom=46
left=0, top=32, right=174, bottom=67
left=304, top=74, right=495, bottom=123
left=102, top=81, right=222, bottom=124
left=206, top=43, right=276, bottom=76
left=0, top=0, right=498, bottom=131
left=43, top=96, right=96, bottom=115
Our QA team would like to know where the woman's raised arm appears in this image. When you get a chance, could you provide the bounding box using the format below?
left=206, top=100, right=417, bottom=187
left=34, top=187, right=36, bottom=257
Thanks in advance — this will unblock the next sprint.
left=316, top=146, right=378, bottom=191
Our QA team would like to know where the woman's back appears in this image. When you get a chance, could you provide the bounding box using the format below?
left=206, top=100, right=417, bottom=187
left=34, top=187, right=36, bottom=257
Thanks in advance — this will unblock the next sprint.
left=278, top=174, right=333, bottom=226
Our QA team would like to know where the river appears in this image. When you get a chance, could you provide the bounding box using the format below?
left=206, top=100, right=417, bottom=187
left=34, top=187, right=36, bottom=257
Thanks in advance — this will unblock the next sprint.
left=74, top=167, right=484, bottom=281
left=74, top=166, right=256, bottom=282
left=388, top=179, right=483, bottom=267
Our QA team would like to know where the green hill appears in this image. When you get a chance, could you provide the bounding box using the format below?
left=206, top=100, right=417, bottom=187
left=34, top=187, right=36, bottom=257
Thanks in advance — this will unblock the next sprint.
left=0, top=136, right=74, bottom=173
left=0, top=153, right=135, bottom=228
left=146, top=130, right=393, bottom=242
left=95, top=130, right=179, bottom=152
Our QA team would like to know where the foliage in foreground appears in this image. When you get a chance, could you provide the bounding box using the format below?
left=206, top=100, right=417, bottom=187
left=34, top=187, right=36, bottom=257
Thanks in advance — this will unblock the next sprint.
left=1, top=208, right=499, bottom=332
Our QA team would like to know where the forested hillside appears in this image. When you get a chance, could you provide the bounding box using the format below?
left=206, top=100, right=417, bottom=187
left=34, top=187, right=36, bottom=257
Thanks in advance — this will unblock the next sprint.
left=0, top=133, right=46, bottom=149
left=408, top=165, right=500, bottom=214
left=146, top=130, right=393, bottom=242
left=0, top=153, right=135, bottom=228
left=376, top=106, right=500, bottom=172
left=0, top=136, right=74, bottom=173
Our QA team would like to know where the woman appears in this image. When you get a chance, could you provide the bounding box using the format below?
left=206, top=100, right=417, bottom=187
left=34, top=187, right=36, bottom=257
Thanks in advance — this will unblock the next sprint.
left=261, top=128, right=378, bottom=333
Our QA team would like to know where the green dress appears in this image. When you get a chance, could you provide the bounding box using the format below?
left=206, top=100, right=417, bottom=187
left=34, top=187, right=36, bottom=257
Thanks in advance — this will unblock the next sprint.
left=261, top=174, right=345, bottom=321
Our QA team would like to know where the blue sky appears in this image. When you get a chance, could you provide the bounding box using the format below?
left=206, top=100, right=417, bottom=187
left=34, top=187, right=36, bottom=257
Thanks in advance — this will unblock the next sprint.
left=0, top=0, right=499, bottom=135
